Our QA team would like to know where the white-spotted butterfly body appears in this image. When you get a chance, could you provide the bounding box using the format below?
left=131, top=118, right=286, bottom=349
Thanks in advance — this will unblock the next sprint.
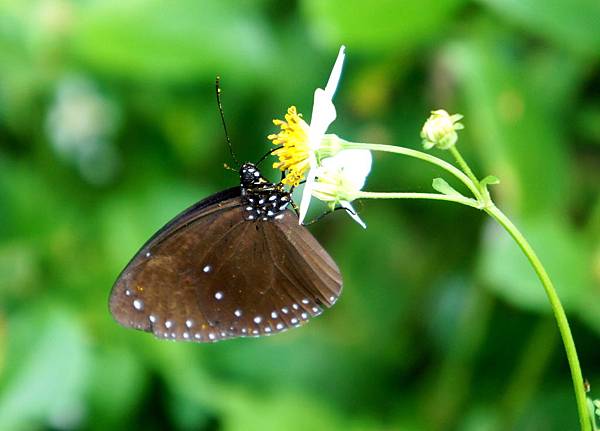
left=109, top=163, right=342, bottom=342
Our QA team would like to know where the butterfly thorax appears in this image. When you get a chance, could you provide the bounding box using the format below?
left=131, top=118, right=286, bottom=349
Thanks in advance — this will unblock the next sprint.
left=239, top=163, right=291, bottom=222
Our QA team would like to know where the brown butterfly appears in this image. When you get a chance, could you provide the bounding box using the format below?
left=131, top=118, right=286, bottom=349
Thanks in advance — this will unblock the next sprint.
left=109, top=162, right=343, bottom=342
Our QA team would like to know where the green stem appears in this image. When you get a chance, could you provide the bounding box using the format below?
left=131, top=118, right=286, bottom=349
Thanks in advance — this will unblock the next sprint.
left=449, top=146, right=480, bottom=187
left=343, top=142, right=483, bottom=200
left=356, top=191, right=481, bottom=208
left=344, top=140, right=588, bottom=428
left=484, top=204, right=590, bottom=431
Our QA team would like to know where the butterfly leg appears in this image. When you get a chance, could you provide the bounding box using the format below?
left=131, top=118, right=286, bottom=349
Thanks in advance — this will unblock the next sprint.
left=302, top=205, right=356, bottom=226
left=290, top=200, right=301, bottom=217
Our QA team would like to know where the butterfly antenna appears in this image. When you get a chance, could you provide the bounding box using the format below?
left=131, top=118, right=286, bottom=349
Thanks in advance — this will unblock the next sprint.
left=223, top=163, right=237, bottom=173
left=255, top=146, right=281, bottom=167
left=216, top=76, right=240, bottom=167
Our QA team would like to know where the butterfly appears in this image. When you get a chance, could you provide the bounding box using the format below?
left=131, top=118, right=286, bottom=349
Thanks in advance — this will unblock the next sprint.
left=108, top=162, right=343, bottom=342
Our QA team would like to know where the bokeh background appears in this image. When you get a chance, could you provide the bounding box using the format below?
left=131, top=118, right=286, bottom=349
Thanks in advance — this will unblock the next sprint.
left=1, top=0, right=599, bottom=430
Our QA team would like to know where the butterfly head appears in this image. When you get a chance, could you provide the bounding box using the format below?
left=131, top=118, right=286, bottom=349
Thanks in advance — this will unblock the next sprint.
left=239, top=163, right=268, bottom=188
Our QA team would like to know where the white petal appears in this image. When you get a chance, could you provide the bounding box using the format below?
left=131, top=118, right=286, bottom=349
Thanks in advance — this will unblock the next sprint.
left=340, top=200, right=366, bottom=229
left=309, top=88, right=337, bottom=148
left=321, top=149, right=372, bottom=190
left=324, top=46, right=346, bottom=99
left=308, top=46, right=345, bottom=148
left=298, top=153, right=318, bottom=225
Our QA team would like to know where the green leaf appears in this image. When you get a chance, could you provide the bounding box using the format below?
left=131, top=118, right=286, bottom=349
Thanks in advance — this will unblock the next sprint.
left=0, top=306, right=90, bottom=430
left=448, top=35, right=571, bottom=216
left=478, top=216, right=590, bottom=312
left=432, top=177, right=464, bottom=197
left=478, top=0, right=600, bottom=56
left=301, top=0, right=466, bottom=52
left=480, top=175, right=500, bottom=186
left=71, top=0, right=275, bottom=82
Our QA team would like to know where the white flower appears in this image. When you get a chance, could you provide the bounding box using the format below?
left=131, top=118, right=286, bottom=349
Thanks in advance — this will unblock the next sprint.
left=303, top=149, right=372, bottom=228
left=268, top=45, right=345, bottom=187
left=298, top=46, right=346, bottom=223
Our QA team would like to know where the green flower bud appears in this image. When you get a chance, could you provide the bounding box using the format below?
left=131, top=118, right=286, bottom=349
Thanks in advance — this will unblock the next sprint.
left=421, top=109, right=464, bottom=150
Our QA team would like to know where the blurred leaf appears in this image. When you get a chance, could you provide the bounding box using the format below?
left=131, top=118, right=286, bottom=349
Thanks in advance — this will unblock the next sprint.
left=0, top=242, right=39, bottom=301
left=576, top=204, right=600, bottom=336
left=478, top=0, right=600, bottom=56
left=222, top=391, right=346, bottom=431
left=87, top=346, right=147, bottom=430
left=71, top=0, right=275, bottom=82
left=301, top=0, right=466, bottom=52
left=448, top=34, right=570, bottom=216
left=0, top=305, right=90, bottom=430
left=479, top=216, right=590, bottom=312
left=577, top=105, right=600, bottom=145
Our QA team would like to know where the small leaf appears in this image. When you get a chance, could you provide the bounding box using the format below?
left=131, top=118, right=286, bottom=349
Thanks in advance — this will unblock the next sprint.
left=480, top=175, right=500, bottom=186
left=432, top=178, right=464, bottom=197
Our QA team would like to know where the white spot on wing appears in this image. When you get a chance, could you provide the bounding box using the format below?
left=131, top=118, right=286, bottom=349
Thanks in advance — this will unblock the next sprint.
left=214, top=291, right=224, bottom=300
left=234, top=309, right=242, bottom=317
left=254, top=316, right=262, bottom=324
left=185, top=319, right=193, bottom=328
left=133, top=299, right=144, bottom=311
left=203, top=265, right=212, bottom=273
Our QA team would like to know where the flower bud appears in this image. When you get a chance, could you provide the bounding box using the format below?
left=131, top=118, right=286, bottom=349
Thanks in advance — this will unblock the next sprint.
left=421, top=109, right=464, bottom=150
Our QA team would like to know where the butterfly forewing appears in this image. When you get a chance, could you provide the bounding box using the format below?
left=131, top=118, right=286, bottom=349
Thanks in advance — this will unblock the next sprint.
left=109, top=188, right=342, bottom=342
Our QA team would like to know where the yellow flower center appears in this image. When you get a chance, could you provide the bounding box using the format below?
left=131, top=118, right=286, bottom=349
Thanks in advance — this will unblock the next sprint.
left=268, top=106, right=311, bottom=186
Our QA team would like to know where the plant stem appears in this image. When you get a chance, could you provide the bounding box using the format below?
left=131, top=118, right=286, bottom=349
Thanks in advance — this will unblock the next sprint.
left=346, top=140, right=588, bottom=428
left=449, top=146, right=480, bottom=187
left=356, top=191, right=481, bottom=208
left=344, top=142, right=483, bottom=200
left=484, top=204, right=590, bottom=431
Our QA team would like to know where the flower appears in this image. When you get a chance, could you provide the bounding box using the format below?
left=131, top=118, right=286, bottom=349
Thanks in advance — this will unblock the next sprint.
left=269, top=106, right=310, bottom=186
left=268, top=45, right=346, bottom=186
left=301, top=149, right=372, bottom=228
left=421, top=109, right=464, bottom=150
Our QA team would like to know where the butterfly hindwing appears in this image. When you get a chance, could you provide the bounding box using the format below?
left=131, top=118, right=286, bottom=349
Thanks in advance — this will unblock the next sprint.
left=109, top=189, right=342, bottom=343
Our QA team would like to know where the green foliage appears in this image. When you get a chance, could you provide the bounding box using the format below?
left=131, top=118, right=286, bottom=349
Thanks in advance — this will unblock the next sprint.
left=0, top=0, right=598, bottom=430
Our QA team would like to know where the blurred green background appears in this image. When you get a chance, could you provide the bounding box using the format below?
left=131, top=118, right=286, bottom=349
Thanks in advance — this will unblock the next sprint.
left=1, top=0, right=599, bottom=430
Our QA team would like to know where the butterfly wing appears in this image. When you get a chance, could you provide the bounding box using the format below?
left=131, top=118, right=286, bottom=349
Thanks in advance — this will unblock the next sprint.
left=109, top=191, right=342, bottom=342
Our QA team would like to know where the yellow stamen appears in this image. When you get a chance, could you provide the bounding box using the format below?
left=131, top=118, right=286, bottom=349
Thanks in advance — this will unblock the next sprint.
left=268, top=106, right=311, bottom=186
